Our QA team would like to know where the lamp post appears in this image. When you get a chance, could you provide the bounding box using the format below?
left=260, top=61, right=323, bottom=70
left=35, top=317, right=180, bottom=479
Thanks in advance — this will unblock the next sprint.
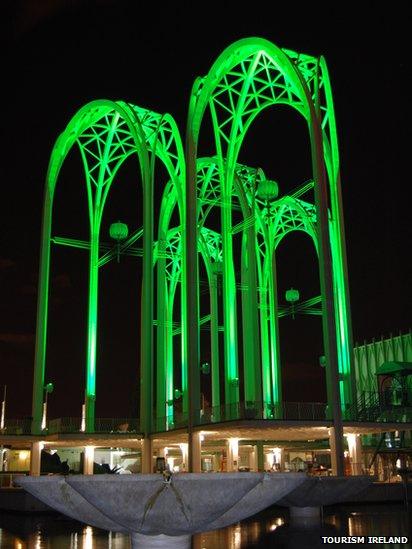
left=109, top=221, right=129, bottom=263
left=0, top=386, right=6, bottom=472
left=256, top=178, right=279, bottom=221
left=41, top=382, right=54, bottom=431
left=285, top=288, right=300, bottom=320
left=0, top=385, right=6, bottom=431
left=200, top=362, right=210, bottom=375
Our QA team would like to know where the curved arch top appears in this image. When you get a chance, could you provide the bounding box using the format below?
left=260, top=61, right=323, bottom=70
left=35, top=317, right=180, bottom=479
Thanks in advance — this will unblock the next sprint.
left=189, top=38, right=310, bottom=141
left=33, top=98, right=186, bottom=435
left=47, top=100, right=185, bottom=207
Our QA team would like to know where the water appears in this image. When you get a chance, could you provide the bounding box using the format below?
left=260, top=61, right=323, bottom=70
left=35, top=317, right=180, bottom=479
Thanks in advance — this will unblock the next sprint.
left=0, top=504, right=411, bottom=548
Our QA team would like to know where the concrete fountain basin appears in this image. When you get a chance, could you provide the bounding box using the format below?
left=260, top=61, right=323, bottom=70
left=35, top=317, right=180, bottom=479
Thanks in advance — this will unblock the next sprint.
left=17, top=473, right=372, bottom=546
left=277, top=475, right=373, bottom=526
left=17, top=472, right=307, bottom=545
left=277, top=475, right=373, bottom=507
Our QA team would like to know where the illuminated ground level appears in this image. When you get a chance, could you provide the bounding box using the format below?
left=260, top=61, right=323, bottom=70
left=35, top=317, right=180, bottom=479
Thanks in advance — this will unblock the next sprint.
left=2, top=420, right=412, bottom=481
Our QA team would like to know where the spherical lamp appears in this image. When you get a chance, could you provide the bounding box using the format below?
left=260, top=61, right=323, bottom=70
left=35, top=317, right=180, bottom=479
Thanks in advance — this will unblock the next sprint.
left=109, top=221, right=128, bottom=262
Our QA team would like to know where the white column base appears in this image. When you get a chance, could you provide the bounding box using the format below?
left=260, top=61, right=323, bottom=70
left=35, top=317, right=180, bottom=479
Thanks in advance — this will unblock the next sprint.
left=83, top=446, right=94, bottom=475
left=141, top=438, right=153, bottom=473
left=30, top=441, right=43, bottom=476
left=189, top=432, right=201, bottom=473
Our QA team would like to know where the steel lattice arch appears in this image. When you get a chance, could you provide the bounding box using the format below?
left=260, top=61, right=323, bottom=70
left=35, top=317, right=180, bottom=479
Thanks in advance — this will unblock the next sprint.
left=32, top=37, right=354, bottom=474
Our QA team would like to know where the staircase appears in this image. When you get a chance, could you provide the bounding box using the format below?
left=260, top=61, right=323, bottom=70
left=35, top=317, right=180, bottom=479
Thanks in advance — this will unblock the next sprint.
left=346, top=391, right=412, bottom=423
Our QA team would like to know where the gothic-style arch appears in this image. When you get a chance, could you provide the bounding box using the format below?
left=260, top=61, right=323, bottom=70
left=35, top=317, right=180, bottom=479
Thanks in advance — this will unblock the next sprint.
left=31, top=37, right=354, bottom=477
left=185, top=38, right=352, bottom=473
left=33, top=99, right=185, bottom=435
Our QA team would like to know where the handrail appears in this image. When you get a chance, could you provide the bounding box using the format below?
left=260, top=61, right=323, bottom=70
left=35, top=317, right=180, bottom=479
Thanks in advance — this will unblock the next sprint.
left=0, top=417, right=140, bottom=436
left=3, top=393, right=411, bottom=438
left=154, top=401, right=328, bottom=430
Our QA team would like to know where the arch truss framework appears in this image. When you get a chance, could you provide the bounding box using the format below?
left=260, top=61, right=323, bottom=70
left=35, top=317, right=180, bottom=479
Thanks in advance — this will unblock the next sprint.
left=32, top=38, right=355, bottom=474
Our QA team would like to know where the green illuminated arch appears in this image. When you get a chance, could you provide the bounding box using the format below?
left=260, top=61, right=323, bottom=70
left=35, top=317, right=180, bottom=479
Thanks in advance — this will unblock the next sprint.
left=32, top=36, right=354, bottom=453
left=33, top=99, right=185, bottom=434
left=154, top=219, right=223, bottom=431
left=186, top=37, right=353, bottom=427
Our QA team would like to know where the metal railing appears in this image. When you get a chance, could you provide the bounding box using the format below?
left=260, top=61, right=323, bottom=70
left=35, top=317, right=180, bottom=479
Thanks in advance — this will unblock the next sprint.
left=0, top=418, right=32, bottom=435
left=13, top=395, right=411, bottom=437
left=344, top=391, right=412, bottom=422
left=153, top=412, right=188, bottom=433
left=152, top=401, right=328, bottom=431
left=47, top=417, right=140, bottom=434
left=0, top=418, right=140, bottom=436
left=198, top=401, right=328, bottom=424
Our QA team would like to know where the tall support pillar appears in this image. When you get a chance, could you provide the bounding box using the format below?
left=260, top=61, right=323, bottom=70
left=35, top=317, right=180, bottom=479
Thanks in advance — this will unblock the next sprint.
left=180, top=255, right=189, bottom=419
left=156, top=239, right=167, bottom=432
left=210, top=269, right=220, bottom=419
left=141, top=438, right=153, bottom=474
left=30, top=441, right=43, bottom=476
left=320, top=57, right=356, bottom=410
left=268, top=247, right=282, bottom=415
left=165, top=289, right=175, bottom=429
left=85, top=223, right=100, bottom=433
left=32, top=189, right=53, bottom=435
left=221, top=187, right=239, bottom=410
left=259, top=288, right=272, bottom=417
left=185, top=90, right=201, bottom=472
left=241, top=228, right=262, bottom=407
left=330, top=223, right=355, bottom=410
left=140, top=158, right=154, bottom=454
left=307, top=74, right=344, bottom=476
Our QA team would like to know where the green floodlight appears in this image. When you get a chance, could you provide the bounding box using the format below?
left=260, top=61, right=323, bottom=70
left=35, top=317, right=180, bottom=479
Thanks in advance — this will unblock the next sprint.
left=44, top=382, right=54, bottom=394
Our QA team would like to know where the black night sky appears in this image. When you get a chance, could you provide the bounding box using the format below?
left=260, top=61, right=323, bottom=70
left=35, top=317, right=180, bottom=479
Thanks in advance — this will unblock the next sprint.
left=1, top=1, right=411, bottom=420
